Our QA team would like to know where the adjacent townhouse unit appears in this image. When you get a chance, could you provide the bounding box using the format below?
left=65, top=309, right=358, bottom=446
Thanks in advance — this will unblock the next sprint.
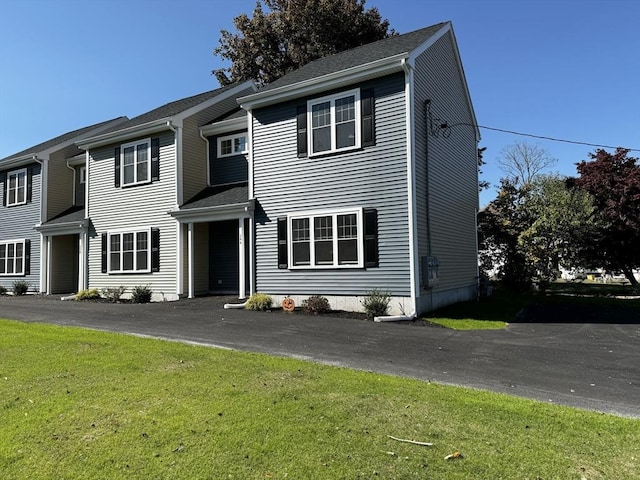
left=76, top=81, right=257, bottom=301
left=0, top=117, right=127, bottom=293
left=236, top=21, right=480, bottom=315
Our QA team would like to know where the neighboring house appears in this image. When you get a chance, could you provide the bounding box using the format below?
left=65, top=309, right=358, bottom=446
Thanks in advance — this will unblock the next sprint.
left=236, top=21, right=480, bottom=314
left=0, top=117, right=127, bottom=293
left=76, top=82, right=257, bottom=301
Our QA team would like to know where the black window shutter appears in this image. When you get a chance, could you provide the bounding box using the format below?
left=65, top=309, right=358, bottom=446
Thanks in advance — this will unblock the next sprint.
left=24, top=239, right=31, bottom=275
left=277, top=217, right=288, bottom=269
left=361, top=88, right=375, bottom=147
left=296, top=105, right=307, bottom=158
left=1, top=171, right=6, bottom=207
left=101, top=233, right=108, bottom=273
left=363, top=208, right=378, bottom=268
left=151, top=138, right=160, bottom=181
left=26, top=167, right=33, bottom=203
left=114, top=147, right=121, bottom=188
left=151, top=228, right=160, bottom=272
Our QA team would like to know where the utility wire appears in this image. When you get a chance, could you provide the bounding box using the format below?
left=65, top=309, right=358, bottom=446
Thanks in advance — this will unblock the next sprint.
left=448, top=123, right=640, bottom=152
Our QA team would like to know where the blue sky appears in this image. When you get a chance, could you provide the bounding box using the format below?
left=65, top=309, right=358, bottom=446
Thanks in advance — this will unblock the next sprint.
left=1, top=0, right=638, bottom=206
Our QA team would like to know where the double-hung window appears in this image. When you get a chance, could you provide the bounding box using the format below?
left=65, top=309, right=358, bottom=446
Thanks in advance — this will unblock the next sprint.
left=6, top=168, right=27, bottom=206
left=121, top=139, right=150, bottom=186
left=308, top=89, right=360, bottom=155
left=288, top=209, right=363, bottom=268
left=108, top=229, right=150, bottom=273
left=0, top=240, right=25, bottom=275
left=217, top=133, right=247, bottom=158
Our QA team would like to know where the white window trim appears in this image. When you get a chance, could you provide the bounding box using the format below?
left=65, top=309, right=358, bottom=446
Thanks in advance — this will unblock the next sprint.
left=107, top=227, right=151, bottom=274
left=6, top=168, right=27, bottom=206
left=287, top=207, right=363, bottom=269
left=0, top=239, right=26, bottom=276
left=120, top=138, right=151, bottom=187
left=79, top=166, right=86, bottom=184
left=217, top=133, right=248, bottom=158
left=307, top=88, right=361, bottom=157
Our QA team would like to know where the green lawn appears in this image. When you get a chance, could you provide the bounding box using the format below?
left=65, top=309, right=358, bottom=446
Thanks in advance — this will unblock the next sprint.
left=1, top=319, right=638, bottom=479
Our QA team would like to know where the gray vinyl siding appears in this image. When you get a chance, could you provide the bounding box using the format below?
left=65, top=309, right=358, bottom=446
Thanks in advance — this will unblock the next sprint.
left=0, top=162, right=41, bottom=290
left=87, top=130, right=178, bottom=296
left=413, top=32, right=479, bottom=294
left=75, top=165, right=85, bottom=206
left=208, top=132, right=248, bottom=185
left=46, top=150, right=75, bottom=219
left=252, top=73, right=411, bottom=296
left=182, top=87, right=254, bottom=201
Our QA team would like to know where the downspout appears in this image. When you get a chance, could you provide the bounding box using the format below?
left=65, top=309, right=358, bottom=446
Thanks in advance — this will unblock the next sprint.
left=32, top=155, right=47, bottom=293
left=65, top=160, right=76, bottom=206
left=199, top=128, right=212, bottom=187
left=166, top=121, right=184, bottom=296
left=374, top=58, right=417, bottom=323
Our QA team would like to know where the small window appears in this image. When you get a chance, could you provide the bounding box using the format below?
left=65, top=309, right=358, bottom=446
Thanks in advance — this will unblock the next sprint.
left=121, top=139, right=150, bottom=186
left=0, top=239, right=25, bottom=276
left=107, top=229, right=150, bottom=273
left=79, top=166, right=86, bottom=184
left=217, top=133, right=247, bottom=158
left=288, top=209, right=363, bottom=268
left=6, top=168, right=27, bottom=206
left=308, top=89, right=360, bottom=156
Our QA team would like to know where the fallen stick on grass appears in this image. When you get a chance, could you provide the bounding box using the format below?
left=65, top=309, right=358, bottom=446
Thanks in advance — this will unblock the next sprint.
left=387, top=435, right=433, bottom=446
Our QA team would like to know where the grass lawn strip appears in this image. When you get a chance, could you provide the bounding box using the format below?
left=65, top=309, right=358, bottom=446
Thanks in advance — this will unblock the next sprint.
left=1, top=319, right=638, bottom=479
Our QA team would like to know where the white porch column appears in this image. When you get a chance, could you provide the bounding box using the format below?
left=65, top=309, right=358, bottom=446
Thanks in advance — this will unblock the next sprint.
left=46, top=235, right=52, bottom=295
left=238, top=218, right=246, bottom=300
left=187, top=222, right=194, bottom=299
left=40, top=233, right=47, bottom=294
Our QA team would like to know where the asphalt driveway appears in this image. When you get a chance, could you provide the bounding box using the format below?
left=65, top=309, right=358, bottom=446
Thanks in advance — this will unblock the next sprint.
left=1, top=295, right=638, bottom=418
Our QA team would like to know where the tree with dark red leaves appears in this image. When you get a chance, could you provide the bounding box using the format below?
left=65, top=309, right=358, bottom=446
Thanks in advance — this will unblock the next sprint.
left=575, top=148, right=640, bottom=285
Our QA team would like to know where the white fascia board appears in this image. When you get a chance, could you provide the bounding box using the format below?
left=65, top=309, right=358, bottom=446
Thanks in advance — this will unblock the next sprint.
left=0, top=155, right=38, bottom=170
left=35, top=219, right=88, bottom=235
left=238, top=54, right=408, bottom=109
left=200, top=115, right=247, bottom=137
left=169, top=200, right=255, bottom=223
left=76, top=118, right=173, bottom=150
left=177, top=80, right=257, bottom=123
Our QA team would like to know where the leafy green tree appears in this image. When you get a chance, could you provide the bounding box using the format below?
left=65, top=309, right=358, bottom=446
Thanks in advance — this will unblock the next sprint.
left=575, top=148, right=640, bottom=285
left=518, top=175, right=595, bottom=288
left=213, top=0, right=393, bottom=85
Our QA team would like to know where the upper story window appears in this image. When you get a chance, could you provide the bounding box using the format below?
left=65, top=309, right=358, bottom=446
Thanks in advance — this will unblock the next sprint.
left=79, top=166, right=86, bottom=184
left=114, top=138, right=159, bottom=188
left=217, top=133, right=247, bottom=158
left=121, top=139, right=150, bottom=186
left=308, top=89, right=361, bottom=156
left=6, top=168, right=27, bottom=206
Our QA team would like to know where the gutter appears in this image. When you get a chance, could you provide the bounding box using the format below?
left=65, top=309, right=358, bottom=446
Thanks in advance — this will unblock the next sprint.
left=77, top=117, right=173, bottom=150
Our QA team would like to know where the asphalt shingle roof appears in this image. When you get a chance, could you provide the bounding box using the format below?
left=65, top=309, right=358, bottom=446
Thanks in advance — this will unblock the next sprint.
left=181, top=183, right=249, bottom=210
left=42, top=205, right=85, bottom=225
left=1, top=117, right=127, bottom=162
left=96, top=83, right=242, bottom=136
left=257, top=22, right=446, bottom=93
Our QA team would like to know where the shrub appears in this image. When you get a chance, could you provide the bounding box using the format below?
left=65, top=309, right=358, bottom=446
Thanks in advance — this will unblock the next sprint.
left=76, top=288, right=101, bottom=301
left=302, top=295, right=331, bottom=314
left=12, top=280, right=30, bottom=296
left=361, top=288, right=391, bottom=318
left=0, top=285, right=7, bottom=295
left=131, top=285, right=152, bottom=304
left=245, top=293, right=273, bottom=311
left=101, top=286, right=127, bottom=303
